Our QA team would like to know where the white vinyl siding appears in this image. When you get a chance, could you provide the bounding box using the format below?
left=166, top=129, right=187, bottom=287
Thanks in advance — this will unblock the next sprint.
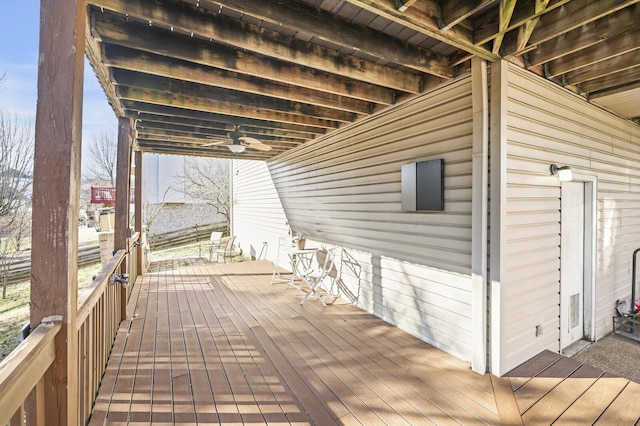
left=233, top=76, right=475, bottom=361
left=232, top=160, right=290, bottom=265
left=142, top=154, right=186, bottom=203
left=498, top=63, right=640, bottom=373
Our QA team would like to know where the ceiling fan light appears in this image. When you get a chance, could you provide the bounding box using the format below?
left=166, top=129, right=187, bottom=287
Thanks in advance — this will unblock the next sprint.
left=226, top=144, right=246, bottom=153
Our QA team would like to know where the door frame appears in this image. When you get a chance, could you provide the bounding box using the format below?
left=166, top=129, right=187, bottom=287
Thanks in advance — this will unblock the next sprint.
left=561, top=174, right=597, bottom=347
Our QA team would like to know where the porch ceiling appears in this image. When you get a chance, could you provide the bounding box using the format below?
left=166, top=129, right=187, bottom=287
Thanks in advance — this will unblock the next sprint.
left=85, top=0, right=640, bottom=161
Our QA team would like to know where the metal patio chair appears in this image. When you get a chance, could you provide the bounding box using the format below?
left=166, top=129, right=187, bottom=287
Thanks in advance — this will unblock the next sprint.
left=207, top=231, right=224, bottom=262
left=271, top=236, right=294, bottom=284
left=211, top=235, right=237, bottom=263
left=298, top=246, right=339, bottom=306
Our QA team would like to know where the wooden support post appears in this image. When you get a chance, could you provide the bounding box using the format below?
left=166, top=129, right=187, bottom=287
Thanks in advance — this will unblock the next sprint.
left=30, top=0, right=85, bottom=424
left=134, top=150, right=143, bottom=274
left=114, top=117, right=134, bottom=321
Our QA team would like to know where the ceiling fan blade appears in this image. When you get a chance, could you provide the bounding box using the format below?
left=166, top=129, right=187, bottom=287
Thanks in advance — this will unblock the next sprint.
left=248, top=143, right=272, bottom=152
left=239, top=136, right=272, bottom=151
left=200, top=140, right=225, bottom=147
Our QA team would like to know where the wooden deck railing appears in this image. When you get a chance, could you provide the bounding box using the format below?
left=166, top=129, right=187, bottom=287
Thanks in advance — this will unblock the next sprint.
left=0, top=232, right=144, bottom=426
left=76, top=249, right=126, bottom=424
left=0, top=323, right=61, bottom=425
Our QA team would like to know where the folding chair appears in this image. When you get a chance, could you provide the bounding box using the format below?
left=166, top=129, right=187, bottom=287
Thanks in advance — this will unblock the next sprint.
left=212, top=235, right=237, bottom=263
left=207, top=231, right=224, bottom=262
left=298, top=247, right=339, bottom=306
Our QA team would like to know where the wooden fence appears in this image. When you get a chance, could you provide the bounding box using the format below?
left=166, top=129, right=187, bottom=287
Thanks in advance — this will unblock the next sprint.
left=147, top=221, right=227, bottom=250
left=3, top=245, right=101, bottom=286
left=3, top=222, right=225, bottom=285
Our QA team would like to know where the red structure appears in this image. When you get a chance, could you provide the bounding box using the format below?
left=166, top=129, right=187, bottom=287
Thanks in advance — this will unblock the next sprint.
left=91, top=186, right=134, bottom=204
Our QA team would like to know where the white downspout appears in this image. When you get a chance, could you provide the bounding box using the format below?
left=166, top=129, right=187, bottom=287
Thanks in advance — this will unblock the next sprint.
left=471, top=57, right=489, bottom=374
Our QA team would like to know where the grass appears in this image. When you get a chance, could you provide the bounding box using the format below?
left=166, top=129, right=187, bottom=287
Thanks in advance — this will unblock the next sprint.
left=0, top=238, right=239, bottom=362
left=0, top=260, right=128, bottom=360
left=0, top=262, right=103, bottom=360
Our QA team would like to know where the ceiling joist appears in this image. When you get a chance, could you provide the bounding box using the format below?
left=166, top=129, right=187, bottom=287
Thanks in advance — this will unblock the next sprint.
left=206, top=0, right=453, bottom=78
left=90, top=2, right=427, bottom=92
left=92, top=12, right=400, bottom=104
left=104, top=45, right=374, bottom=115
left=84, top=0, right=639, bottom=160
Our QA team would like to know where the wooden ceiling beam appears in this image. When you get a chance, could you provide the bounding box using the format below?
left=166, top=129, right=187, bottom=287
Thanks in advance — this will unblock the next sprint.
left=112, top=69, right=359, bottom=123
left=137, top=136, right=296, bottom=152
left=91, top=12, right=398, bottom=104
left=117, top=86, right=343, bottom=129
left=342, top=0, right=497, bottom=60
left=84, top=12, right=123, bottom=118
left=546, top=30, right=640, bottom=77
left=136, top=132, right=293, bottom=148
left=135, top=115, right=316, bottom=140
left=205, top=0, right=452, bottom=78
left=514, top=0, right=550, bottom=53
left=103, top=45, right=374, bottom=115
left=565, top=50, right=640, bottom=86
left=136, top=137, right=297, bottom=151
left=88, top=2, right=424, bottom=92
left=122, top=102, right=328, bottom=135
left=440, top=0, right=497, bottom=30
left=589, top=81, right=640, bottom=100
left=473, top=0, right=571, bottom=46
left=137, top=132, right=221, bottom=145
left=136, top=124, right=229, bottom=140
left=135, top=141, right=278, bottom=160
left=503, top=0, right=640, bottom=54
left=136, top=117, right=231, bottom=135
left=491, top=0, right=518, bottom=54
left=136, top=127, right=302, bottom=146
left=580, top=68, right=640, bottom=95
left=526, top=4, right=640, bottom=67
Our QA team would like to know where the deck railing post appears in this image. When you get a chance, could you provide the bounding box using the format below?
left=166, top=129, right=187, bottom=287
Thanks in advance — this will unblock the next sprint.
left=115, top=117, right=135, bottom=320
left=30, top=0, right=85, bottom=424
left=134, top=150, right=144, bottom=275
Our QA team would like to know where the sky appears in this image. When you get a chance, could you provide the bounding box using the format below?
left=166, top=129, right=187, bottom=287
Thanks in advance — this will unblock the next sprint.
left=0, top=1, right=118, bottom=169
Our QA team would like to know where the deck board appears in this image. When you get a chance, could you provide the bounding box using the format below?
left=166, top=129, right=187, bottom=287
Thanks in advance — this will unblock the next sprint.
left=90, top=261, right=640, bottom=425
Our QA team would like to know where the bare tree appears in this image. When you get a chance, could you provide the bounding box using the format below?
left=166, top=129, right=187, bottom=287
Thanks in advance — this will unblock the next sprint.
left=0, top=110, right=34, bottom=298
left=174, top=158, right=230, bottom=224
left=144, top=186, right=171, bottom=232
left=86, top=131, right=117, bottom=187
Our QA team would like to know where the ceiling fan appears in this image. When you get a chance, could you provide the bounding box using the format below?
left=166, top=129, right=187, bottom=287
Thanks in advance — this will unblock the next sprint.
left=202, top=125, right=272, bottom=153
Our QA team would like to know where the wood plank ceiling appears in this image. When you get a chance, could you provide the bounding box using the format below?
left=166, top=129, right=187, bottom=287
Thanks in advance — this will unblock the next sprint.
left=85, top=0, right=640, bottom=161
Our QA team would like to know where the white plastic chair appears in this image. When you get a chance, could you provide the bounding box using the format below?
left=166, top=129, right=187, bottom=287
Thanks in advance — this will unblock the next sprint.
left=298, top=247, right=339, bottom=306
left=271, top=236, right=294, bottom=284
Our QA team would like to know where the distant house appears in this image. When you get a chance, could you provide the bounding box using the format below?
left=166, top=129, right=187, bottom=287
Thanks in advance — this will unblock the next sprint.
left=142, top=154, right=225, bottom=234
left=142, top=154, right=185, bottom=205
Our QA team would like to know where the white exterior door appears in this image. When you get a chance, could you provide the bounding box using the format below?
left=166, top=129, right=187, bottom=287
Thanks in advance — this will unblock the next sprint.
left=561, top=181, right=585, bottom=349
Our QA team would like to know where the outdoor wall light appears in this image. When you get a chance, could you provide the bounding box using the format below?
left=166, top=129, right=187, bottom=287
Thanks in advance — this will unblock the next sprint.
left=550, top=164, right=573, bottom=181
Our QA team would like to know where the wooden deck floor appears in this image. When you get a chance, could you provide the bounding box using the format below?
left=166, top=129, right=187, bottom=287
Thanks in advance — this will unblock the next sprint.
left=89, top=261, right=640, bottom=425
left=505, top=350, right=640, bottom=425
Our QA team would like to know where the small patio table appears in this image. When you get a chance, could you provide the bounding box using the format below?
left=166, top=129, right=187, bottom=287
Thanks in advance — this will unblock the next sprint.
left=284, top=247, right=317, bottom=289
